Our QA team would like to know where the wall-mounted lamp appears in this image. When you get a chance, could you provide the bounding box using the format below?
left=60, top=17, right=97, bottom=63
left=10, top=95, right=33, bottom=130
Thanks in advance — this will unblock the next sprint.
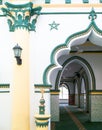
left=13, top=44, right=22, bottom=65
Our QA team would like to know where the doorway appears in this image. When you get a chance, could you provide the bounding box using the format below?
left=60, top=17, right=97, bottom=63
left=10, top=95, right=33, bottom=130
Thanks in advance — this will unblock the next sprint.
left=59, top=84, right=69, bottom=104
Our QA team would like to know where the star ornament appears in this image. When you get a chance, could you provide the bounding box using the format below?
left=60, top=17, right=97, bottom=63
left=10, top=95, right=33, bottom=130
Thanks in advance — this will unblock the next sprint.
left=49, top=21, right=60, bottom=30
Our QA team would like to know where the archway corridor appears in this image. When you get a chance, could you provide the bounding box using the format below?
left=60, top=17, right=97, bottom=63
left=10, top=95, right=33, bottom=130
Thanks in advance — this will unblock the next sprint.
left=51, top=104, right=102, bottom=130
left=51, top=53, right=102, bottom=129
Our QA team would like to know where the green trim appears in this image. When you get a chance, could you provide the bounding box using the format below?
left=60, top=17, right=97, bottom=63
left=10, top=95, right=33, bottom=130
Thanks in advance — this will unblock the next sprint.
left=62, top=56, right=95, bottom=90
left=34, top=84, right=52, bottom=88
left=43, top=12, right=100, bottom=85
left=0, top=84, right=10, bottom=88
left=70, top=50, right=102, bottom=53
left=65, top=22, right=102, bottom=47
left=1, top=9, right=102, bottom=17
left=43, top=64, right=57, bottom=84
left=0, top=0, right=2, bottom=5
left=88, top=8, right=97, bottom=21
left=39, top=98, right=45, bottom=114
left=41, top=11, right=102, bottom=15
left=100, top=0, right=102, bottom=3
left=90, top=90, right=102, bottom=92
left=5, top=2, right=33, bottom=8
left=65, top=0, right=71, bottom=4
left=50, top=44, right=67, bottom=64
left=35, top=91, right=50, bottom=93
left=55, top=70, right=61, bottom=89
left=83, top=0, right=89, bottom=3
left=0, top=84, right=10, bottom=93
left=35, top=115, right=50, bottom=120
left=0, top=91, right=10, bottom=93
left=50, top=90, right=60, bottom=92
left=35, top=120, right=49, bottom=127
left=1, top=2, right=42, bottom=32
left=45, top=0, right=50, bottom=4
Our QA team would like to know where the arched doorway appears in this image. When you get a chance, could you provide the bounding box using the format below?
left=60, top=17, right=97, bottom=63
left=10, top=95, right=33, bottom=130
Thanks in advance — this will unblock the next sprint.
left=59, top=84, right=69, bottom=105
left=57, top=56, right=95, bottom=115
left=44, top=14, right=102, bottom=122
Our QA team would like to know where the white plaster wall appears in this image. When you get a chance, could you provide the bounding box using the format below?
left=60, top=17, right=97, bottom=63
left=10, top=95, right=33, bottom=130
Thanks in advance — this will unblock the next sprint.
left=78, top=54, right=102, bottom=90
left=91, top=95, right=102, bottom=122
left=30, top=6, right=102, bottom=85
left=0, top=17, right=13, bottom=130
left=0, top=17, right=13, bottom=83
left=51, top=94, right=59, bottom=121
left=0, top=93, right=11, bottom=130
left=30, top=8, right=91, bottom=84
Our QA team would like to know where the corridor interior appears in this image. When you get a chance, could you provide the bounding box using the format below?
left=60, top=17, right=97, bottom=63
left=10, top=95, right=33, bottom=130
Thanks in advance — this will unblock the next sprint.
left=51, top=103, right=102, bottom=130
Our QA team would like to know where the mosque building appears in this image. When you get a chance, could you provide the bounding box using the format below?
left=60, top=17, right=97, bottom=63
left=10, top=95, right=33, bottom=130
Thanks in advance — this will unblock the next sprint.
left=0, top=0, right=102, bottom=130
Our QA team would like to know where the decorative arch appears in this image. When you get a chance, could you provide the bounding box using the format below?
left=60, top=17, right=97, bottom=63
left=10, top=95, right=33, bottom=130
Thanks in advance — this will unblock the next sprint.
left=55, top=56, right=96, bottom=90
left=43, top=8, right=102, bottom=87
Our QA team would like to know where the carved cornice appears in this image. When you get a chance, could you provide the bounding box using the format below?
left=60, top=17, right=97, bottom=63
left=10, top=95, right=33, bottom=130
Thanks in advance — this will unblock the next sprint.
left=1, top=2, right=42, bottom=31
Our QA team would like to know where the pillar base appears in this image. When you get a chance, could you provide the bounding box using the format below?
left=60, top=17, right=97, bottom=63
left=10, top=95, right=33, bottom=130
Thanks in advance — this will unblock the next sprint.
left=35, top=114, right=50, bottom=130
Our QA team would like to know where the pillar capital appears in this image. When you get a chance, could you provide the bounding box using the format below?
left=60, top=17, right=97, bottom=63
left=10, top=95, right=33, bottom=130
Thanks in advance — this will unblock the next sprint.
left=1, top=2, right=42, bottom=31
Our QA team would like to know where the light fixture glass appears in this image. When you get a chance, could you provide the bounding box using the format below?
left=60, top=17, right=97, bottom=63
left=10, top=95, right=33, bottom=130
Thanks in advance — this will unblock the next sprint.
left=13, top=44, right=22, bottom=65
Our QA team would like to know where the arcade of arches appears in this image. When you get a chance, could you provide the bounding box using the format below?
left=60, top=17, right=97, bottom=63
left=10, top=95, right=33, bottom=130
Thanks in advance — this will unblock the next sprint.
left=50, top=40, right=102, bottom=122
left=59, top=58, right=89, bottom=112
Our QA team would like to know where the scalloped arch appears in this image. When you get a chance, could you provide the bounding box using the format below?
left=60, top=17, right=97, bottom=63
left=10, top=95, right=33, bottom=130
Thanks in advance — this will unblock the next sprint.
left=55, top=56, right=96, bottom=90
left=43, top=20, right=102, bottom=86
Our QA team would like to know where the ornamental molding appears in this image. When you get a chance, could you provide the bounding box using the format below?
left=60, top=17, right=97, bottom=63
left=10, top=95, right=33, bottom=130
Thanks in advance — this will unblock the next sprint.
left=43, top=8, right=100, bottom=86
left=1, top=2, right=42, bottom=31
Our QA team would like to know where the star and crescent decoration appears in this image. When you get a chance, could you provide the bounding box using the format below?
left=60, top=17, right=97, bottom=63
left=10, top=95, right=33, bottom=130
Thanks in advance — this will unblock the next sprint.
left=49, top=21, right=60, bottom=30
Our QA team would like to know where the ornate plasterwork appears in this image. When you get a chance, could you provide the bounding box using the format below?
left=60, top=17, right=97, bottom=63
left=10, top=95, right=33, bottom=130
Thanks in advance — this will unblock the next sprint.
left=43, top=8, right=102, bottom=86
left=1, top=2, right=42, bottom=31
left=49, top=21, right=60, bottom=30
left=88, top=8, right=97, bottom=21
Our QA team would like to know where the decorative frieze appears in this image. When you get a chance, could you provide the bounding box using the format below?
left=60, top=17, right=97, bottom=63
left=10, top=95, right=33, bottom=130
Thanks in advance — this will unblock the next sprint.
left=0, top=84, right=10, bottom=93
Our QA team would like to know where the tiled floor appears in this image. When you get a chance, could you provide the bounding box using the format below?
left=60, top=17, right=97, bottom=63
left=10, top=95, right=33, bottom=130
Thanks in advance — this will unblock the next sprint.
left=51, top=104, right=102, bottom=130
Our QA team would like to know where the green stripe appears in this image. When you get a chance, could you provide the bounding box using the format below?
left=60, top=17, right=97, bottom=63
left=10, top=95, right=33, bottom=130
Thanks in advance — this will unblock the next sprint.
left=0, top=84, right=10, bottom=88
left=41, top=12, right=102, bottom=15
left=65, top=0, right=71, bottom=4
left=100, top=0, right=102, bottom=3
left=35, top=91, right=50, bottom=93
left=0, top=91, right=10, bottom=93
left=83, top=0, right=89, bottom=3
left=0, top=0, right=2, bottom=5
left=45, top=0, right=50, bottom=3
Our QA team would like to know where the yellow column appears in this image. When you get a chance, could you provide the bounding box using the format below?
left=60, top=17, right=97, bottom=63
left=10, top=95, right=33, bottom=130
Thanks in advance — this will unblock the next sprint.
left=12, top=29, right=30, bottom=130
left=1, top=2, right=42, bottom=130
